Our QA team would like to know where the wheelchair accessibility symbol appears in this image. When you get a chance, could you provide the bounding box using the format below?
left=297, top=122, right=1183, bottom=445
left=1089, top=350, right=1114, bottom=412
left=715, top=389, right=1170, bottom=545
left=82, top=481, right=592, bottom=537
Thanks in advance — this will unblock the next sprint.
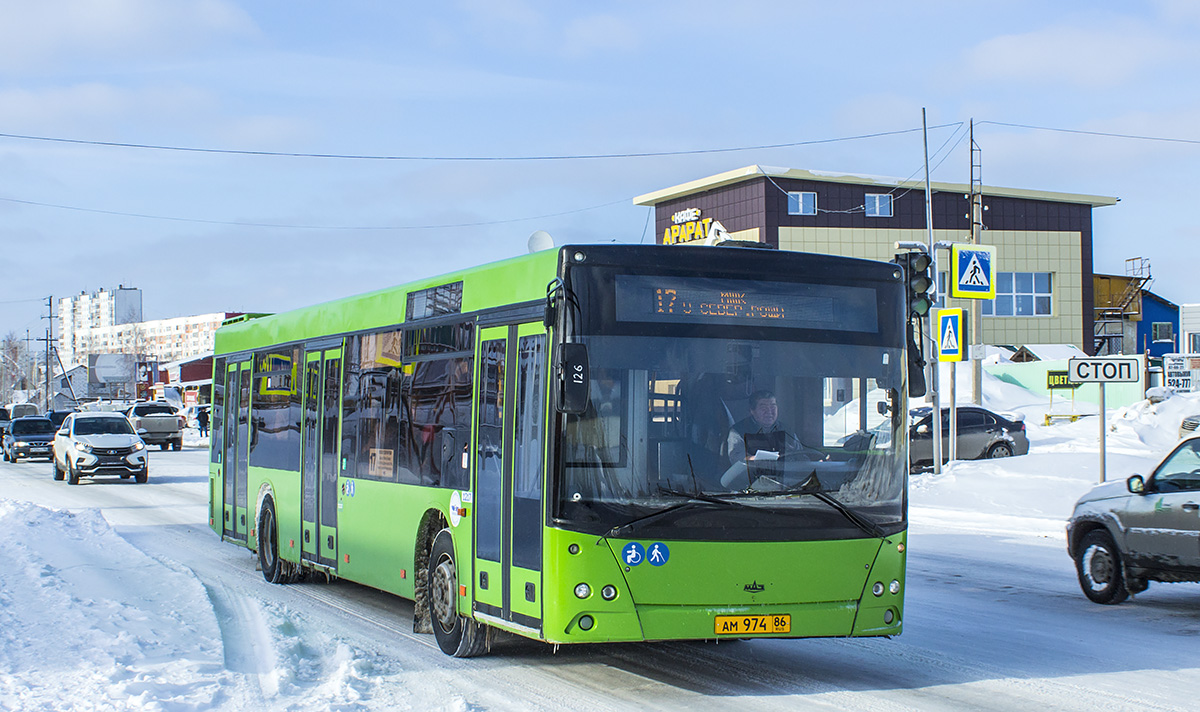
left=622, top=542, right=646, bottom=566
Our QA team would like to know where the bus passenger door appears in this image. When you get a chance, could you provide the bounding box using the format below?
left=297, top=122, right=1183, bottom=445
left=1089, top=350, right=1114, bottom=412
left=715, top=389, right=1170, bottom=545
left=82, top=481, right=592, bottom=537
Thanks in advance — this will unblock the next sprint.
left=222, top=360, right=251, bottom=542
left=301, top=346, right=343, bottom=569
left=474, top=323, right=547, bottom=632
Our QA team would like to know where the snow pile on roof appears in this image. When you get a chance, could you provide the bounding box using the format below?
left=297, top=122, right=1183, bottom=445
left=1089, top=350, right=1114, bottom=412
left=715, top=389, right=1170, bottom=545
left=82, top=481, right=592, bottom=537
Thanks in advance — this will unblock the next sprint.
left=1016, top=344, right=1088, bottom=361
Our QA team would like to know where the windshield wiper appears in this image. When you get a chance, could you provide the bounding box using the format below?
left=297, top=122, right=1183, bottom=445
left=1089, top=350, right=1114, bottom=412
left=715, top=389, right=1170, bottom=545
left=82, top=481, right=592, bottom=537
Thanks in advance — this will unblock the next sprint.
left=602, top=488, right=751, bottom=539
left=785, top=474, right=885, bottom=539
left=739, top=472, right=885, bottom=539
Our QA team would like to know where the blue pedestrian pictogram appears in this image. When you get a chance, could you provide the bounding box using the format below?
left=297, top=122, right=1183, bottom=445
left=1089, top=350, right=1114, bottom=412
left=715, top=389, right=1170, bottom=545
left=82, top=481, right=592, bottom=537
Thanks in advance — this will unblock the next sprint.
left=622, top=542, right=646, bottom=566
left=648, top=542, right=670, bottom=566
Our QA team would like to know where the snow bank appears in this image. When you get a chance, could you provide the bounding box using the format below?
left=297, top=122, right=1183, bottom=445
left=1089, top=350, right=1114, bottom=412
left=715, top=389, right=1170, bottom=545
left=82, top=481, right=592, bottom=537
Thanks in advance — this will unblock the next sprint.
left=0, top=500, right=229, bottom=711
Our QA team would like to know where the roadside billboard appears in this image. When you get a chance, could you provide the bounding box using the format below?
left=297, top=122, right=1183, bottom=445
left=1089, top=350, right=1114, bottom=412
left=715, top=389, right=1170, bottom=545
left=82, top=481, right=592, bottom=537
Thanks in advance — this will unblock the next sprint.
left=88, top=354, right=137, bottom=399
left=1163, top=353, right=1200, bottom=392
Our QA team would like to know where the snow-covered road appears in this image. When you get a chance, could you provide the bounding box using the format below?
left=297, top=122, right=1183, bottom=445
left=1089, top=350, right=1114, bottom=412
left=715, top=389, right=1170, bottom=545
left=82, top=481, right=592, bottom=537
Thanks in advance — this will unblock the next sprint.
left=2, top=406, right=1199, bottom=710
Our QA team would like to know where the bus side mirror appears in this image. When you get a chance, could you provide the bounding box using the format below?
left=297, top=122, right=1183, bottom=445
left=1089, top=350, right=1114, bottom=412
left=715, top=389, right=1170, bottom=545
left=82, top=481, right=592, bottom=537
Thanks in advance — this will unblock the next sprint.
left=558, top=343, right=590, bottom=414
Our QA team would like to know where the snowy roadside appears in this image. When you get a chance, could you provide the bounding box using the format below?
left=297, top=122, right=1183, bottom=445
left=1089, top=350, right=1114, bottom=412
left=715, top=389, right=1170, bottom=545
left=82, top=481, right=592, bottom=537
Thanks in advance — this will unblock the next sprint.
left=0, top=500, right=230, bottom=710
left=2, top=386, right=1198, bottom=710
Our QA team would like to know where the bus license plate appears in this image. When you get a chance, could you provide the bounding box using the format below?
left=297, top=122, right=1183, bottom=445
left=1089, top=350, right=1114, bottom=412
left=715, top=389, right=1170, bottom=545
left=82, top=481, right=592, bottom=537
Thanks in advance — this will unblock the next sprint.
left=714, top=614, right=791, bottom=635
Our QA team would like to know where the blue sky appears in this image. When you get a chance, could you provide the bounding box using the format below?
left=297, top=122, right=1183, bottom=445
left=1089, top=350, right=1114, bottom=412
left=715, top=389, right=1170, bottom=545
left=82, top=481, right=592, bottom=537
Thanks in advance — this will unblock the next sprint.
left=2, top=0, right=1198, bottom=350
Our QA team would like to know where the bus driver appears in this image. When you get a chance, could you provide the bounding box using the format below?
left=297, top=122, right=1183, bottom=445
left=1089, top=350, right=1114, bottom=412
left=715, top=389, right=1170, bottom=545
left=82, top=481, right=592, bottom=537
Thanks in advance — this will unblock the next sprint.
left=721, top=390, right=822, bottom=489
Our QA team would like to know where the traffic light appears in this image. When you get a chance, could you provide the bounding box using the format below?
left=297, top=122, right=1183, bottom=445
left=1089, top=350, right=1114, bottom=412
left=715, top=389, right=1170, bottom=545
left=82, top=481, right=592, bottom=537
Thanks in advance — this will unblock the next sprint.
left=896, top=250, right=934, bottom=319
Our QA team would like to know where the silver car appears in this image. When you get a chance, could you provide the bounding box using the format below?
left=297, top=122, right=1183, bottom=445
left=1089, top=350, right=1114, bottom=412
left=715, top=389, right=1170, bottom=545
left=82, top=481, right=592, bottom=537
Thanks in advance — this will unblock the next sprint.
left=1066, top=435, right=1200, bottom=603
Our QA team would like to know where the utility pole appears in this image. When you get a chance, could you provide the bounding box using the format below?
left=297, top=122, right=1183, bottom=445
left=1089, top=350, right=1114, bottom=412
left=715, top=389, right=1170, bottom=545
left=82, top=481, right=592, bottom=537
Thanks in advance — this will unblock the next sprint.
left=38, top=296, right=53, bottom=411
left=969, top=120, right=984, bottom=404
left=922, top=108, right=943, bottom=474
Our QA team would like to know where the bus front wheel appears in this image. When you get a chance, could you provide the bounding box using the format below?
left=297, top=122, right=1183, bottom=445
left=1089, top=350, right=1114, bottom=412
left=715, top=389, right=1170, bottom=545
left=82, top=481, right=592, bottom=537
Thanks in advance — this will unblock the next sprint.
left=429, top=529, right=489, bottom=657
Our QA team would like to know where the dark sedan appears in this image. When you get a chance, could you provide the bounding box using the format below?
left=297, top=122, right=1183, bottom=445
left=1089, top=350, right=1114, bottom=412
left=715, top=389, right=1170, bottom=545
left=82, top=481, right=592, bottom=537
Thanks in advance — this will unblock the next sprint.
left=909, top=405, right=1029, bottom=468
left=3, top=416, right=57, bottom=462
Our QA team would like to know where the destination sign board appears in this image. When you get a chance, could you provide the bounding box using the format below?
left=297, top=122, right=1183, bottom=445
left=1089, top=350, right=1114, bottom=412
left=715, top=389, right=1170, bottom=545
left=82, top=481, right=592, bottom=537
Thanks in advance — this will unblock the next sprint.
left=614, top=275, right=880, bottom=333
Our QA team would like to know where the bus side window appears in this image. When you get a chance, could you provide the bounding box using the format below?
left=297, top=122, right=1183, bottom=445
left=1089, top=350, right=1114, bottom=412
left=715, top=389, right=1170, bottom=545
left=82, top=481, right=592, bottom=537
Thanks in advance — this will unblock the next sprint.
left=408, top=356, right=473, bottom=489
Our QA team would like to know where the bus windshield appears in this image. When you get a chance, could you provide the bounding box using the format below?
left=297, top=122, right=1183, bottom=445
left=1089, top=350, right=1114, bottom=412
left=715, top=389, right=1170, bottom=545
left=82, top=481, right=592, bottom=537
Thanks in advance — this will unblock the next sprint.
left=554, top=334, right=907, bottom=541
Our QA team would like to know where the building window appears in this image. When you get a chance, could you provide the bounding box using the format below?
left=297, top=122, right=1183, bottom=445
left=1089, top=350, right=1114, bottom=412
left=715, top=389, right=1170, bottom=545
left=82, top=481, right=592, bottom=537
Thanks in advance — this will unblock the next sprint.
left=983, top=272, right=1053, bottom=317
left=1152, top=322, right=1174, bottom=343
left=1190, top=333, right=1200, bottom=353
left=865, top=194, right=893, bottom=217
left=787, top=191, right=817, bottom=216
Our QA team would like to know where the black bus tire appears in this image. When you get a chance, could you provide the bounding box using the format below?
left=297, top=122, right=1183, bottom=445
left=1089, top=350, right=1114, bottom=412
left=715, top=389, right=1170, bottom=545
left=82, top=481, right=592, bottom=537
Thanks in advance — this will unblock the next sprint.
left=258, top=498, right=291, bottom=584
left=429, top=529, right=489, bottom=657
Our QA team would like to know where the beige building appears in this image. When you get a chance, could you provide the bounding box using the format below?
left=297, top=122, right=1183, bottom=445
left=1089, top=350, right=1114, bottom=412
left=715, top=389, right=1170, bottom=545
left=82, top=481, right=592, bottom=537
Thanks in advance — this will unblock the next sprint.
left=634, top=165, right=1118, bottom=353
left=71, top=313, right=229, bottom=365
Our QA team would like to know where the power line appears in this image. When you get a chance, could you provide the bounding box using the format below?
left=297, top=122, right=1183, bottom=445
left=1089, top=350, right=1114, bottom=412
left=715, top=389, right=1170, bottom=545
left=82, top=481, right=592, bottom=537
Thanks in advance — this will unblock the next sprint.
left=760, top=121, right=969, bottom=212
left=0, top=124, right=961, bottom=162
left=978, top=120, right=1200, bottom=146
left=0, top=194, right=632, bottom=230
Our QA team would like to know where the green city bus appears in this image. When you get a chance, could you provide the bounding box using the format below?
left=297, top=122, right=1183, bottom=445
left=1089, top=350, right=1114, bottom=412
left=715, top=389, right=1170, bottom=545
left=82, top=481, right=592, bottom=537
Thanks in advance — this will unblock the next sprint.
left=209, top=243, right=912, bottom=657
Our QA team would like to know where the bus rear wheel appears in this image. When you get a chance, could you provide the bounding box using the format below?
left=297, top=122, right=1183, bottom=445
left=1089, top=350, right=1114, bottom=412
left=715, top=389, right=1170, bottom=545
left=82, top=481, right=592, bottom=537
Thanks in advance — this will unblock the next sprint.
left=429, top=529, right=489, bottom=657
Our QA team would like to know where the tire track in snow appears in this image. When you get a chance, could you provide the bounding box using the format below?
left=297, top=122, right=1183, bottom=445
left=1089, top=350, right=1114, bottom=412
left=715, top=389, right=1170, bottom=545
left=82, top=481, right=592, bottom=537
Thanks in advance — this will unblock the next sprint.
left=204, top=581, right=278, bottom=702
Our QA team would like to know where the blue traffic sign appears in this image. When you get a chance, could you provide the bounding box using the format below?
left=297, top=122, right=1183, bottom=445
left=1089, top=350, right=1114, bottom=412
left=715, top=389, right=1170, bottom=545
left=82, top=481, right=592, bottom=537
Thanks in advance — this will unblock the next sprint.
left=950, top=244, right=996, bottom=299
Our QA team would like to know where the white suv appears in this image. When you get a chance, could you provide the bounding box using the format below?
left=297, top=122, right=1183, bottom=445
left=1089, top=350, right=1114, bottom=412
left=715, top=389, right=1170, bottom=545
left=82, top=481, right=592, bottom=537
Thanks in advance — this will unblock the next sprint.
left=52, top=412, right=149, bottom=484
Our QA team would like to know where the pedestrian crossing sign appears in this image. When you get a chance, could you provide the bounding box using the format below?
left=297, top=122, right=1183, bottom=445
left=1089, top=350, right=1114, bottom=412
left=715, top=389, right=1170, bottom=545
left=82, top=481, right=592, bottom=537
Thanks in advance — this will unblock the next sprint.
left=950, top=244, right=996, bottom=299
left=938, top=308, right=964, bottom=362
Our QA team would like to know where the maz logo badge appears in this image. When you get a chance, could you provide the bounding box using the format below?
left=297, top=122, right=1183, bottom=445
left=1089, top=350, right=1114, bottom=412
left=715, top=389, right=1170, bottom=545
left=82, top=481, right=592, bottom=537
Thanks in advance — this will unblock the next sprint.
left=743, top=581, right=765, bottom=593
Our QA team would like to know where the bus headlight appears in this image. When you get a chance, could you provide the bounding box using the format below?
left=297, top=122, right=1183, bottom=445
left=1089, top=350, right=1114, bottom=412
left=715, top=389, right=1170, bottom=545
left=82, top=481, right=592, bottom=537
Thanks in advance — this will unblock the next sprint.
left=872, top=582, right=884, bottom=597
left=889, top=579, right=901, bottom=595
left=574, top=583, right=591, bottom=599
left=601, top=585, right=618, bottom=601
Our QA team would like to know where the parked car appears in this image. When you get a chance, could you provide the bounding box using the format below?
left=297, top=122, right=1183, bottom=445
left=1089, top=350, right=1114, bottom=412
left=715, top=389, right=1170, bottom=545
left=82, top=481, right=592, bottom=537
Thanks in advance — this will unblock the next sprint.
left=1067, top=435, right=1200, bottom=603
left=3, top=416, right=56, bottom=462
left=52, top=412, right=148, bottom=484
left=909, top=405, right=1029, bottom=468
left=1179, top=414, right=1200, bottom=440
left=124, top=401, right=184, bottom=451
